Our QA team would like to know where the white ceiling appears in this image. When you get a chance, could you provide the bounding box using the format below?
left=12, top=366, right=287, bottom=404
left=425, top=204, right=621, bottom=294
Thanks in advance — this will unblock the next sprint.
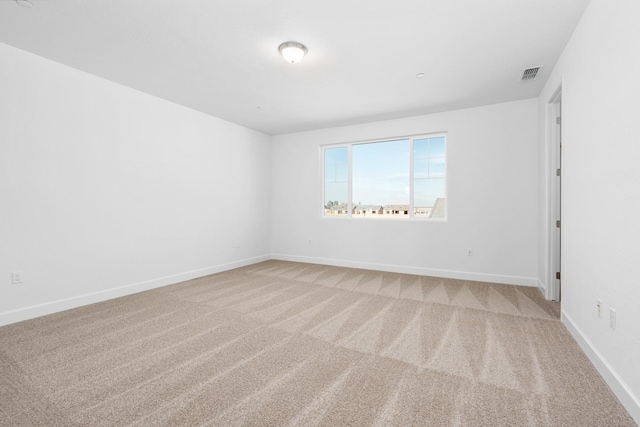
left=0, top=0, right=590, bottom=135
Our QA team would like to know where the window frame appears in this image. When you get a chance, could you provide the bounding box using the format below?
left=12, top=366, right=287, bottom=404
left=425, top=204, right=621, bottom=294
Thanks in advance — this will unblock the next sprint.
left=321, top=133, right=447, bottom=221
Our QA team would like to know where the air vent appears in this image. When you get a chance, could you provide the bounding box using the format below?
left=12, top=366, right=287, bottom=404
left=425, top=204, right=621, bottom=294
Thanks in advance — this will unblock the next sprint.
left=519, top=66, right=544, bottom=82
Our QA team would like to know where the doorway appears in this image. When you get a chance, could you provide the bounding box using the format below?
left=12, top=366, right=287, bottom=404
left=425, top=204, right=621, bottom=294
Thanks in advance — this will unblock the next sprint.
left=549, top=90, right=562, bottom=301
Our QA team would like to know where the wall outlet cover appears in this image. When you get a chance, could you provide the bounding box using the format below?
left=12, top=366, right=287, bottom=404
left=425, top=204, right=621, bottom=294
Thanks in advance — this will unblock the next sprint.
left=610, top=308, right=616, bottom=330
left=11, top=271, right=23, bottom=284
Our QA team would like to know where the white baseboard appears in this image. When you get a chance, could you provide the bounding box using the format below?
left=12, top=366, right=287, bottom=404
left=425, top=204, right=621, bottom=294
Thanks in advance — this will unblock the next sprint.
left=271, top=253, right=539, bottom=287
left=537, top=278, right=548, bottom=298
left=0, top=254, right=270, bottom=327
left=562, top=310, right=640, bottom=424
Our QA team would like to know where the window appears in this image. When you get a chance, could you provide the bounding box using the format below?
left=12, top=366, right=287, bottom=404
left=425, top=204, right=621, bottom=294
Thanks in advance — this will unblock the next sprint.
left=323, top=146, right=348, bottom=216
left=322, top=134, right=446, bottom=219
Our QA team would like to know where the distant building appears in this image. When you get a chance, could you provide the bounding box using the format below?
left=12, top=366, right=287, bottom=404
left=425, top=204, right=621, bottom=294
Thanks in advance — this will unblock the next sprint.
left=414, top=207, right=432, bottom=217
left=325, top=200, right=445, bottom=218
left=429, top=198, right=446, bottom=218
left=352, top=205, right=383, bottom=216
left=382, top=205, right=409, bottom=216
left=325, top=203, right=349, bottom=215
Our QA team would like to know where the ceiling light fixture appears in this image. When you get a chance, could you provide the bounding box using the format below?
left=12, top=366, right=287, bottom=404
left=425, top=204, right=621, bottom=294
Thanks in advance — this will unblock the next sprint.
left=278, top=41, right=308, bottom=64
left=16, top=0, right=33, bottom=7
left=416, top=73, right=425, bottom=79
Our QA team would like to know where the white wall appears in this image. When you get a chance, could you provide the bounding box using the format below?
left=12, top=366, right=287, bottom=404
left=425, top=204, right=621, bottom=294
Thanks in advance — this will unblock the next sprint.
left=271, top=99, right=539, bottom=286
left=0, top=42, right=271, bottom=325
left=538, top=0, right=640, bottom=421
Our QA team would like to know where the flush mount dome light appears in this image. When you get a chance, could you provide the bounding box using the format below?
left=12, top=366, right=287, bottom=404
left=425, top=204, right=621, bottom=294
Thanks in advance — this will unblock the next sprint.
left=278, top=41, right=308, bottom=64
left=16, top=0, right=33, bottom=7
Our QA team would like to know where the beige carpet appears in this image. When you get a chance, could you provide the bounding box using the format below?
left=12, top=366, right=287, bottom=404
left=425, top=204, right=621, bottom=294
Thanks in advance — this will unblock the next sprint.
left=0, top=260, right=635, bottom=426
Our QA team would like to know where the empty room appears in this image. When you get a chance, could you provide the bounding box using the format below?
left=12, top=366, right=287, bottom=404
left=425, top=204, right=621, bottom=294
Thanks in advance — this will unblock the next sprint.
left=1, top=0, right=639, bottom=425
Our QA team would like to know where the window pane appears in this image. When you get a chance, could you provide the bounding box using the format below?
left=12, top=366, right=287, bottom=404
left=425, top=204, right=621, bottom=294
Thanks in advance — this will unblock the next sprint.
left=414, top=157, right=428, bottom=179
left=324, top=183, right=348, bottom=215
left=335, top=164, right=348, bottom=182
left=352, top=139, right=409, bottom=216
left=414, top=138, right=428, bottom=159
left=414, top=136, right=446, bottom=219
left=334, top=146, right=348, bottom=164
left=324, top=164, right=335, bottom=182
left=414, top=178, right=445, bottom=210
left=324, top=147, right=348, bottom=216
left=428, top=157, right=445, bottom=177
left=325, top=148, right=337, bottom=164
left=428, top=137, right=445, bottom=157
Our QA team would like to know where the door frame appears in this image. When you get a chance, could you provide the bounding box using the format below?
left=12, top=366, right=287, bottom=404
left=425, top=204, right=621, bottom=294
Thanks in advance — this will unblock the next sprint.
left=547, top=87, right=562, bottom=301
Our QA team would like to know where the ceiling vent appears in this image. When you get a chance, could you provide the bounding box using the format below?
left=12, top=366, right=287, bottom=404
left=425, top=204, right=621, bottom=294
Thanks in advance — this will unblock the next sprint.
left=519, top=66, right=544, bottom=82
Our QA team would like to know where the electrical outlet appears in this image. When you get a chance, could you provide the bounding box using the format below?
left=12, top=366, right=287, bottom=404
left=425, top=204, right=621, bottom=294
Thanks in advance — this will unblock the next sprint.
left=596, top=300, right=602, bottom=318
left=11, top=271, right=23, bottom=284
left=467, top=248, right=473, bottom=256
left=610, top=308, right=616, bottom=330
